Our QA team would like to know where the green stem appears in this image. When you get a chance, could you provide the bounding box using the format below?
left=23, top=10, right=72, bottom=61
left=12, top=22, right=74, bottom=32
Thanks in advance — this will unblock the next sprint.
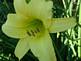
left=78, top=1, right=81, bottom=58
left=53, top=41, right=64, bottom=61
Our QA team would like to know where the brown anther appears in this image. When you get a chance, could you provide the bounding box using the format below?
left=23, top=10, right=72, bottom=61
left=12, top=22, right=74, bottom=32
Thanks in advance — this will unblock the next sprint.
left=27, top=31, right=31, bottom=36
left=31, top=30, right=35, bottom=36
left=37, top=28, right=40, bottom=32
left=35, top=30, right=38, bottom=33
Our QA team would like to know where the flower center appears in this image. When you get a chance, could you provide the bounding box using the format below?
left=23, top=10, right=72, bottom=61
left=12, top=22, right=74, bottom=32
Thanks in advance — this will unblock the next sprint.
left=26, top=19, right=45, bottom=38
left=25, top=0, right=31, bottom=3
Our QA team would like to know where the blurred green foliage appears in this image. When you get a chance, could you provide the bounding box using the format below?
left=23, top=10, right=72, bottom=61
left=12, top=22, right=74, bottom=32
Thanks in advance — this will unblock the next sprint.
left=0, top=0, right=81, bottom=61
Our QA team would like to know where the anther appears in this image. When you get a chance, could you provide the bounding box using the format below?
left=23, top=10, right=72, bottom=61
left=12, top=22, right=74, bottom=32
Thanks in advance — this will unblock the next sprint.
left=31, top=30, right=35, bottom=36
left=37, top=28, right=40, bottom=32
left=35, top=30, right=38, bottom=33
left=27, top=31, right=31, bottom=36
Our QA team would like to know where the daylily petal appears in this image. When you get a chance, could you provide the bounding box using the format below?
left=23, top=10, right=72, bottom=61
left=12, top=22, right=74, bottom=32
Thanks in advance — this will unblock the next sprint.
left=14, top=0, right=53, bottom=20
left=29, top=30, right=57, bottom=61
left=15, top=38, right=30, bottom=60
left=4, top=14, right=29, bottom=27
left=2, top=24, right=28, bottom=38
left=49, top=18, right=76, bottom=33
left=2, top=14, right=29, bottom=38
left=27, top=0, right=53, bottom=28
left=28, top=0, right=53, bottom=19
left=14, top=0, right=30, bottom=17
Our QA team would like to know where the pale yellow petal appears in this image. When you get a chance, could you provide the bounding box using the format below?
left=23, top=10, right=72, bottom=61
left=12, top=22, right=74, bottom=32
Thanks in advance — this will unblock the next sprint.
left=49, top=18, right=76, bottom=33
left=4, top=14, right=29, bottom=27
left=14, top=0, right=29, bottom=16
left=15, top=38, right=30, bottom=60
left=2, top=14, right=29, bottom=38
left=14, top=0, right=53, bottom=19
left=29, top=30, right=57, bottom=61
left=2, top=24, right=27, bottom=38
left=27, top=0, right=53, bottom=28
left=28, top=0, right=53, bottom=20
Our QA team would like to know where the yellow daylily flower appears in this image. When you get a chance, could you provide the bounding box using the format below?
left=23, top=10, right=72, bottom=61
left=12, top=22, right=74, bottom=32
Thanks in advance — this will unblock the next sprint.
left=2, top=0, right=76, bottom=61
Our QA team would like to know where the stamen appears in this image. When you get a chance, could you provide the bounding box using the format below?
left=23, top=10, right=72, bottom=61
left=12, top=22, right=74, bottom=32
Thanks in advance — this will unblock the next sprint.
left=27, top=31, right=31, bottom=36
left=34, top=30, right=38, bottom=33
left=37, top=28, right=40, bottom=32
left=31, top=30, right=35, bottom=36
